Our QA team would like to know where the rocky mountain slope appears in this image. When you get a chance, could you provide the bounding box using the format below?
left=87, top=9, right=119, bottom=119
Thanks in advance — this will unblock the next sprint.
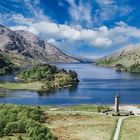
left=96, top=45, right=140, bottom=72
left=0, top=24, right=81, bottom=64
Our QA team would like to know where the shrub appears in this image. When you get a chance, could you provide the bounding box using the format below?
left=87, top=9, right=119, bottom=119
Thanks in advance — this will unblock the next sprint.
left=97, top=106, right=111, bottom=113
left=0, top=104, right=54, bottom=139
left=128, top=62, right=140, bottom=73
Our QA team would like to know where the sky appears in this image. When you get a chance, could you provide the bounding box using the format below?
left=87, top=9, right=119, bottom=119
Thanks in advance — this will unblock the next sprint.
left=0, top=0, right=140, bottom=58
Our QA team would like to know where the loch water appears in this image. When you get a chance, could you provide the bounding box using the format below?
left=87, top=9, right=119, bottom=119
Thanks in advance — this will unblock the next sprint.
left=0, top=63, right=140, bottom=105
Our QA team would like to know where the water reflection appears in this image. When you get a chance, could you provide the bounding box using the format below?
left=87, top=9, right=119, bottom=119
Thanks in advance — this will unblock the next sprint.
left=37, top=83, right=78, bottom=96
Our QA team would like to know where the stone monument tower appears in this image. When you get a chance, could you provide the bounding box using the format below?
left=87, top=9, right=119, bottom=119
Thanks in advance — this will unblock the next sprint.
left=115, top=94, right=119, bottom=113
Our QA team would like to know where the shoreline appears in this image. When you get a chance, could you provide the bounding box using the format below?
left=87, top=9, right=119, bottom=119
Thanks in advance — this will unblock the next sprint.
left=0, top=81, right=78, bottom=92
left=0, top=103, right=139, bottom=108
left=0, top=103, right=140, bottom=115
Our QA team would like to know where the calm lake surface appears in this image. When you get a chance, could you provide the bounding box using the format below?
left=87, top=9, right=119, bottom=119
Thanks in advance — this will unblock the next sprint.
left=1, top=63, right=140, bottom=105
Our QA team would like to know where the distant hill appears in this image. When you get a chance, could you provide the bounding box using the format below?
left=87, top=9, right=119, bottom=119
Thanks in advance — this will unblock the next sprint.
left=96, top=45, right=140, bottom=72
left=69, top=54, right=93, bottom=63
left=0, top=24, right=82, bottom=65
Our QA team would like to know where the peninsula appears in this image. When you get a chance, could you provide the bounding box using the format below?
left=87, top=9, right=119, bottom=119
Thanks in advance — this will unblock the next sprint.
left=0, top=64, right=79, bottom=91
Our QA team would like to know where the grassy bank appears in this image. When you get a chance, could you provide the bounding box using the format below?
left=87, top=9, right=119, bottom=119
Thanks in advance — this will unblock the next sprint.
left=60, top=104, right=111, bottom=112
left=119, top=116, right=140, bottom=140
left=0, top=81, right=77, bottom=92
left=0, top=82, right=44, bottom=91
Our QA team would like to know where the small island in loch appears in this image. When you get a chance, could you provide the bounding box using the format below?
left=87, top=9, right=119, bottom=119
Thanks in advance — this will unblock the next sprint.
left=0, top=64, right=79, bottom=91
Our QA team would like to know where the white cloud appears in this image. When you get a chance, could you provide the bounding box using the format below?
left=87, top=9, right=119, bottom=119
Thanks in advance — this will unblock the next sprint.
left=96, top=0, right=116, bottom=6
left=23, top=0, right=49, bottom=21
left=65, top=0, right=93, bottom=27
left=47, top=38, right=56, bottom=44
left=0, top=0, right=50, bottom=26
left=10, top=14, right=33, bottom=25
left=10, top=20, right=140, bottom=49
left=94, top=0, right=133, bottom=25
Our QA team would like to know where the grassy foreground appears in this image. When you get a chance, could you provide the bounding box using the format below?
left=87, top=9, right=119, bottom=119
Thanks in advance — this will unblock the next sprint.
left=46, top=111, right=117, bottom=140
left=0, top=104, right=117, bottom=140
left=119, top=116, right=140, bottom=140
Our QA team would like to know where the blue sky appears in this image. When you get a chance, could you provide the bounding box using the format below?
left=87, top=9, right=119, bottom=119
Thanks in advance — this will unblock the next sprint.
left=0, top=0, right=140, bottom=58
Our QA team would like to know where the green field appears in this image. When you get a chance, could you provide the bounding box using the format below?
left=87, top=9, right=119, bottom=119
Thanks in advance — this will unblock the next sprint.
left=60, top=104, right=111, bottom=113
left=0, top=82, right=44, bottom=91
left=46, top=111, right=117, bottom=140
left=119, top=116, right=140, bottom=140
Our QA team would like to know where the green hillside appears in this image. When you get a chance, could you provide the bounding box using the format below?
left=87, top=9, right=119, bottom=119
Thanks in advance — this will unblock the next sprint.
left=95, top=45, right=140, bottom=73
left=0, top=52, right=18, bottom=75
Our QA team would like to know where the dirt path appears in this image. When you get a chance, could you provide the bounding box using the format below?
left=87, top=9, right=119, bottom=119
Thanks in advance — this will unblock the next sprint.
left=114, top=106, right=140, bottom=140
left=114, top=116, right=129, bottom=140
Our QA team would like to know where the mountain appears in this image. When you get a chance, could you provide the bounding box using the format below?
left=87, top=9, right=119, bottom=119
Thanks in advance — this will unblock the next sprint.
left=95, top=45, right=140, bottom=72
left=0, top=24, right=81, bottom=64
left=68, top=54, right=93, bottom=63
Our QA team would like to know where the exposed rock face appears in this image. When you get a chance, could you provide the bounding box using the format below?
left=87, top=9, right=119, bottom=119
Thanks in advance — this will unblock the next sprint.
left=0, top=25, right=80, bottom=64
left=96, top=45, right=140, bottom=68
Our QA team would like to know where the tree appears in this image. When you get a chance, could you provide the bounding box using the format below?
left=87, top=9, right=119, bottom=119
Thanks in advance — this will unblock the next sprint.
left=0, top=119, right=7, bottom=136
left=6, top=122, right=18, bottom=133
left=17, top=120, right=26, bottom=133
left=129, top=62, right=140, bottom=73
left=28, top=125, right=54, bottom=140
left=17, top=135, right=24, bottom=140
left=3, top=127, right=11, bottom=135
